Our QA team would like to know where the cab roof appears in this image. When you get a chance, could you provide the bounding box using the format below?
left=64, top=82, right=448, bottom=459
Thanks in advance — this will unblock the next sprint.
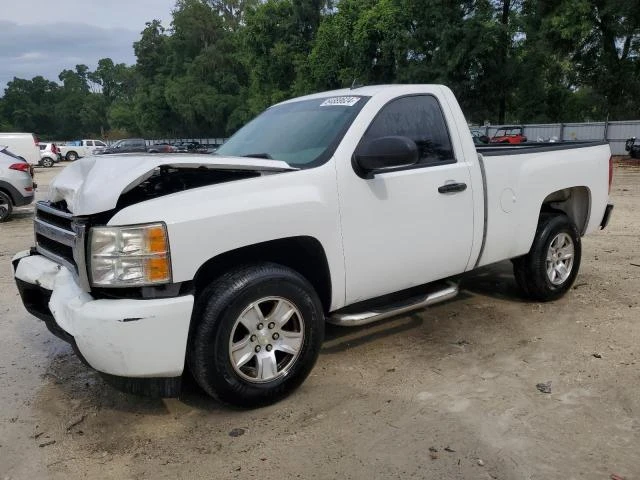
left=276, top=84, right=446, bottom=106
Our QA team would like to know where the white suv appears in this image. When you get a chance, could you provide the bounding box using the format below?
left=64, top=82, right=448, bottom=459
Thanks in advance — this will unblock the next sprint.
left=0, top=147, right=35, bottom=221
left=38, top=143, right=61, bottom=168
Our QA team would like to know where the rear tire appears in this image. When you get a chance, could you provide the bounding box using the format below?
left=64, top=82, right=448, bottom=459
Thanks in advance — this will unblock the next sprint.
left=41, top=157, right=54, bottom=168
left=0, top=191, right=12, bottom=222
left=66, top=151, right=78, bottom=161
left=513, top=213, right=581, bottom=301
left=188, top=263, right=325, bottom=407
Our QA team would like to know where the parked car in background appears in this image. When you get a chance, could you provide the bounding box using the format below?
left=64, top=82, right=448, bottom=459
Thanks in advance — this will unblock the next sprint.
left=0, top=146, right=35, bottom=221
left=148, top=142, right=177, bottom=153
left=625, top=137, right=639, bottom=158
left=201, top=144, right=221, bottom=154
left=99, top=138, right=147, bottom=154
left=38, top=143, right=61, bottom=168
left=173, top=141, right=200, bottom=153
left=490, top=126, right=527, bottom=144
left=59, top=139, right=107, bottom=161
left=0, top=133, right=40, bottom=165
left=471, top=129, right=490, bottom=145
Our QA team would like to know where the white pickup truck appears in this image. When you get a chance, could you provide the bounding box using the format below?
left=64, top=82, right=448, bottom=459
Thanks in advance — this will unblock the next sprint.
left=13, top=85, right=614, bottom=406
left=58, top=139, right=107, bottom=161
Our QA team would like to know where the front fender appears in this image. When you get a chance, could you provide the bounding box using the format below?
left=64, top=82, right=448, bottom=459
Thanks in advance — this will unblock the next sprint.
left=107, top=162, right=346, bottom=310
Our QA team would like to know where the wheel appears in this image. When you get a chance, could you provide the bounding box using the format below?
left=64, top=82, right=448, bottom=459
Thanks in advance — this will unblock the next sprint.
left=0, top=191, right=12, bottom=222
left=513, top=213, right=581, bottom=301
left=66, top=151, right=78, bottom=161
left=188, top=263, right=325, bottom=407
left=41, top=157, right=54, bottom=168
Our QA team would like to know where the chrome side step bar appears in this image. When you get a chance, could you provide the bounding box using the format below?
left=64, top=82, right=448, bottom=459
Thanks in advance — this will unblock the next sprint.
left=328, top=282, right=459, bottom=327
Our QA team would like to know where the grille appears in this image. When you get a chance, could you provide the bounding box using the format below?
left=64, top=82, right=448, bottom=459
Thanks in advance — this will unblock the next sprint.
left=34, top=201, right=89, bottom=289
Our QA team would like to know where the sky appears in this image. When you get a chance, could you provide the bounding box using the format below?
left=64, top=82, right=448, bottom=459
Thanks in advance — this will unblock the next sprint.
left=0, top=0, right=176, bottom=92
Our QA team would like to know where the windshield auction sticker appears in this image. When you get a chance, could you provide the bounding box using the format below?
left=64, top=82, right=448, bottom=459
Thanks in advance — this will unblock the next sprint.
left=320, top=96, right=361, bottom=107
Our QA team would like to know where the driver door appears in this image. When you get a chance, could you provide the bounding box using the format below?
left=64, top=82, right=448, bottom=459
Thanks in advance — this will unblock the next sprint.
left=337, top=95, right=475, bottom=304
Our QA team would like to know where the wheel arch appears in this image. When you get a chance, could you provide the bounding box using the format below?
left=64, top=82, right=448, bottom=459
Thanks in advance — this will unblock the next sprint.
left=0, top=181, right=20, bottom=205
left=540, top=186, right=591, bottom=235
left=192, top=236, right=332, bottom=314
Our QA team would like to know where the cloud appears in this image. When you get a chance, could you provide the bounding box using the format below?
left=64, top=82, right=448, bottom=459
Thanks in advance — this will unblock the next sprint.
left=0, top=21, right=139, bottom=92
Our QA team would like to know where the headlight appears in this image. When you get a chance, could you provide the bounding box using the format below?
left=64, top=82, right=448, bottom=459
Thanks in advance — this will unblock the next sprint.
left=89, top=223, right=171, bottom=287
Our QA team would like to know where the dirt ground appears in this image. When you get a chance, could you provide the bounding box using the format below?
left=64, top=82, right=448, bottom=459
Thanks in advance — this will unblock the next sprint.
left=1, top=161, right=639, bottom=480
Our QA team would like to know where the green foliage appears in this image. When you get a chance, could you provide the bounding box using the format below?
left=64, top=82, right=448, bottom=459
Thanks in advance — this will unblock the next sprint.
left=1, top=0, right=639, bottom=139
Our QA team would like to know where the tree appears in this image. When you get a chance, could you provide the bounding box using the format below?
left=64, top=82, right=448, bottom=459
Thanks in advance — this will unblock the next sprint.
left=541, top=0, right=640, bottom=119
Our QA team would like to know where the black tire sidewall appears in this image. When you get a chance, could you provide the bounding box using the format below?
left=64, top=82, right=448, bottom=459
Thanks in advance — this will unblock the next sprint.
left=189, top=264, right=324, bottom=407
left=521, top=214, right=582, bottom=301
left=0, top=192, right=13, bottom=222
left=42, top=158, right=54, bottom=167
left=67, top=152, right=77, bottom=161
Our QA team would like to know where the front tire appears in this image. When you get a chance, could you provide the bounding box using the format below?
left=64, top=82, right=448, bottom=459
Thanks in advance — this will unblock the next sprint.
left=513, top=213, right=581, bottom=301
left=66, top=151, right=78, bottom=161
left=188, top=263, right=325, bottom=407
left=0, top=191, right=13, bottom=222
left=41, top=157, right=54, bottom=168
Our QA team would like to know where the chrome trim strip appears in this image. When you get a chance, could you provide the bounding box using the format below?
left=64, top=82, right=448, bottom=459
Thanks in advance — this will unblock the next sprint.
left=72, top=221, right=91, bottom=291
left=328, top=282, right=459, bottom=327
left=35, top=245, right=77, bottom=277
left=33, top=201, right=91, bottom=292
left=34, top=218, right=75, bottom=247
left=36, top=201, right=73, bottom=219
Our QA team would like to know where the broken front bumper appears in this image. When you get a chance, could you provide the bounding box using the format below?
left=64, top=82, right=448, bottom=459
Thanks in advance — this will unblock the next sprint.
left=13, top=250, right=194, bottom=395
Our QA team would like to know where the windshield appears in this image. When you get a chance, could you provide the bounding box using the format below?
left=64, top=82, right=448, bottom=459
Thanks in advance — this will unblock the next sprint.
left=215, top=96, right=369, bottom=167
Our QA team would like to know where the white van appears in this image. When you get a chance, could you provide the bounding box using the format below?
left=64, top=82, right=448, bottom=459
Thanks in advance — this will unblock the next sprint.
left=0, top=133, right=40, bottom=165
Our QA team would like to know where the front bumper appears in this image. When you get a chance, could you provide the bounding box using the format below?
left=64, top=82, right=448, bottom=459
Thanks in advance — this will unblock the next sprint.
left=13, top=251, right=194, bottom=394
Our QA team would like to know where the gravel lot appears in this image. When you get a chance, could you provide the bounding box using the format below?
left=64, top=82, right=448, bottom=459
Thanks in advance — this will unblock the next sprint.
left=1, top=161, right=639, bottom=480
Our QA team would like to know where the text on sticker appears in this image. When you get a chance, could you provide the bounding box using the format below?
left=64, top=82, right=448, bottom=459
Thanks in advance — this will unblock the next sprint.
left=320, top=96, right=361, bottom=107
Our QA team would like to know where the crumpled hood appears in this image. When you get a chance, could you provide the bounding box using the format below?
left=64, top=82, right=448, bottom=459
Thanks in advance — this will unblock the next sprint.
left=49, top=153, right=295, bottom=215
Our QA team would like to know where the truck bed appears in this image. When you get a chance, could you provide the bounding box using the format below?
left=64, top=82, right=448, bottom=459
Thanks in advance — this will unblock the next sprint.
left=474, top=141, right=611, bottom=268
left=476, top=140, right=608, bottom=156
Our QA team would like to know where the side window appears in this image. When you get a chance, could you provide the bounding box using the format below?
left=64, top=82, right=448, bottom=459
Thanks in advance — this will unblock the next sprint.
left=361, top=95, right=455, bottom=165
left=86, top=141, right=94, bottom=147
left=95, top=141, right=106, bottom=147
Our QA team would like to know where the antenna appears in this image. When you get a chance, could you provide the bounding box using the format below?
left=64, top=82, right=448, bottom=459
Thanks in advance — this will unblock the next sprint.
left=350, top=78, right=364, bottom=90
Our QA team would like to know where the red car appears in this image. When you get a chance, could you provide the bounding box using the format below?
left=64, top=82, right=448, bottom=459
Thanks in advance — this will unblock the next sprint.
left=490, top=126, right=527, bottom=144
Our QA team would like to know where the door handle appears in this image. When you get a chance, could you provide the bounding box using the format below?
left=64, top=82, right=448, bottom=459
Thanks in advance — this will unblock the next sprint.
left=438, top=182, right=467, bottom=194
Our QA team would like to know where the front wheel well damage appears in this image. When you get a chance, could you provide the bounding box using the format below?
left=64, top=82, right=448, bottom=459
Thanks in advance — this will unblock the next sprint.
left=192, top=236, right=332, bottom=314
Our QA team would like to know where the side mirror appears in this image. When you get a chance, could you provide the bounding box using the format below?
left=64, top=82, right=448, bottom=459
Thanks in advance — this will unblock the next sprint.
left=354, top=136, right=419, bottom=178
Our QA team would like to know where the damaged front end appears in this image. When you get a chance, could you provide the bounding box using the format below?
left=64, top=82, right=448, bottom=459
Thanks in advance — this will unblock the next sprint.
left=14, top=154, right=295, bottom=397
left=115, top=165, right=261, bottom=211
